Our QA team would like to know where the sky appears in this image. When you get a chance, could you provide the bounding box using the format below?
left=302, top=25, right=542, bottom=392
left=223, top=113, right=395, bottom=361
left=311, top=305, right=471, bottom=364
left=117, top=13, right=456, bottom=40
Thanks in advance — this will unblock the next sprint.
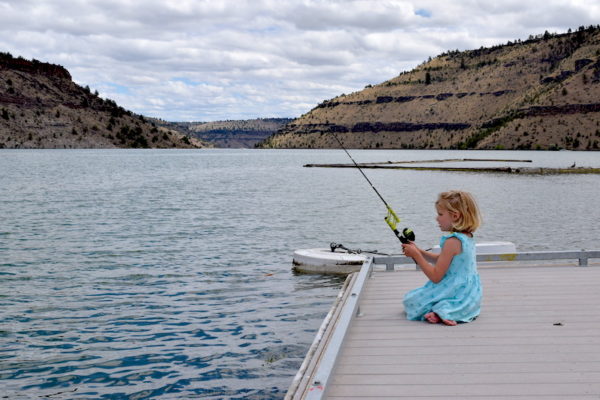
left=1, top=1, right=599, bottom=122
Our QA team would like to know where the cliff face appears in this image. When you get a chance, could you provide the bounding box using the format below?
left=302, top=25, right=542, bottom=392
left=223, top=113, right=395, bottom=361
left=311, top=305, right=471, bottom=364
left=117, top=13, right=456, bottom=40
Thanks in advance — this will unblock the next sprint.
left=261, top=26, right=600, bottom=150
left=0, top=53, right=205, bottom=149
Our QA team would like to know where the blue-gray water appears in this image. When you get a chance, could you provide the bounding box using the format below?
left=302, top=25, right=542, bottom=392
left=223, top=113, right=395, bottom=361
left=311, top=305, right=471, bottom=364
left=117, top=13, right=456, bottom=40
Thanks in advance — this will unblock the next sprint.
left=1, top=149, right=599, bottom=399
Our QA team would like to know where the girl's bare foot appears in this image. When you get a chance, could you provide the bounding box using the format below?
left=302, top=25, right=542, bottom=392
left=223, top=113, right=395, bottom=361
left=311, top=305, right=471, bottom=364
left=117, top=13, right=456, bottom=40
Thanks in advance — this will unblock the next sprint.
left=442, top=318, right=457, bottom=326
left=424, top=312, right=441, bottom=324
left=425, top=312, right=457, bottom=326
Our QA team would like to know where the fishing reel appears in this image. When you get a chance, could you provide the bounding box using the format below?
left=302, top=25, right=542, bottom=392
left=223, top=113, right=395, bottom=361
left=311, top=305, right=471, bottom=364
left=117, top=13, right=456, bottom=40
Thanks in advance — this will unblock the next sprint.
left=384, top=207, right=414, bottom=244
left=395, top=227, right=415, bottom=244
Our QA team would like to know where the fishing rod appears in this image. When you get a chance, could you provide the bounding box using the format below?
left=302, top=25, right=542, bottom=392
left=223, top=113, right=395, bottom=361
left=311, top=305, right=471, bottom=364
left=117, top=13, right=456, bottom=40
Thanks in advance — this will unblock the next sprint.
left=331, top=132, right=415, bottom=244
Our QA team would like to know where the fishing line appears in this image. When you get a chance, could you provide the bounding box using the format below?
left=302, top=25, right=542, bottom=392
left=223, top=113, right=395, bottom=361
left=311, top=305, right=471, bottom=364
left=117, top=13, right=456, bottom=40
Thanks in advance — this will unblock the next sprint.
left=331, top=132, right=415, bottom=244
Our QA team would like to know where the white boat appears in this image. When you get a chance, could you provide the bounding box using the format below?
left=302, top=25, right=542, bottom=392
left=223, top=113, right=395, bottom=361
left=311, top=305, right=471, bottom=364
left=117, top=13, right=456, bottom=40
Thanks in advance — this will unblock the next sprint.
left=292, top=247, right=368, bottom=275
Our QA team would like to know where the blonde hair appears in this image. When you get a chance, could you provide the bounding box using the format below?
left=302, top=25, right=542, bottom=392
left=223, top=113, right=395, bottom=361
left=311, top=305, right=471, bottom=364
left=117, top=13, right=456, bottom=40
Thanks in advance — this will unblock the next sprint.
left=436, top=190, right=482, bottom=233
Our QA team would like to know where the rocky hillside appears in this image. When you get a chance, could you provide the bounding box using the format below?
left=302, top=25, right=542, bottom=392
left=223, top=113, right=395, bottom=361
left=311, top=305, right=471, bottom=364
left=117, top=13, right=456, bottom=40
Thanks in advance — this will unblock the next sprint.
left=0, top=53, right=206, bottom=149
left=261, top=26, right=600, bottom=150
left=155, top=118, right=292, bottom=148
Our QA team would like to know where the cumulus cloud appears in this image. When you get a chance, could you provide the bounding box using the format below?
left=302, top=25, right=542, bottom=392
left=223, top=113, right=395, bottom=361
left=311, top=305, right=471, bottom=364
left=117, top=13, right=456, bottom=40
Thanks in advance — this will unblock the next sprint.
left=0, top=0, right=598, bottom=121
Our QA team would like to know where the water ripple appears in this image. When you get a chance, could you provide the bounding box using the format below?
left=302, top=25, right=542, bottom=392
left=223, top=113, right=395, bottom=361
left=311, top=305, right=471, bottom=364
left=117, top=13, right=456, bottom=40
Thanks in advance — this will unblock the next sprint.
left=1, top=149, right=598, bottom=399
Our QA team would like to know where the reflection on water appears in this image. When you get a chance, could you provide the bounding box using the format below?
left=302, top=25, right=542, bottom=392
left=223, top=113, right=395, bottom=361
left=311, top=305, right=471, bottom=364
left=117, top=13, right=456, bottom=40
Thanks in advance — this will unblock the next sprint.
left=0, top=149, right=598, bottom=398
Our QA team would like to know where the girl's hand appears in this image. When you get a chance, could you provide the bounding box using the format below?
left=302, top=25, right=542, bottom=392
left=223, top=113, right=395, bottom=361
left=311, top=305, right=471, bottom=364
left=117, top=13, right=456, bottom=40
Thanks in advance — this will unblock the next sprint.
left=402, top=242, right=419, bottom=258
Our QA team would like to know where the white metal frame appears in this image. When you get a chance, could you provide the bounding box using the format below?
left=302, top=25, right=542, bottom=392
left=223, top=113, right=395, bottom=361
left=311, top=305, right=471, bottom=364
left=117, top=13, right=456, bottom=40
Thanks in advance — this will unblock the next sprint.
left=374, top=250, right=600, bottom=271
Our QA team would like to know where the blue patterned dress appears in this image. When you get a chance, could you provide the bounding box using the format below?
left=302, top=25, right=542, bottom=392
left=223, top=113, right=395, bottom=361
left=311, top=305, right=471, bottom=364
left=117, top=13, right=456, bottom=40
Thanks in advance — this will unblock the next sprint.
left=403, top=232, right=481, bottom=323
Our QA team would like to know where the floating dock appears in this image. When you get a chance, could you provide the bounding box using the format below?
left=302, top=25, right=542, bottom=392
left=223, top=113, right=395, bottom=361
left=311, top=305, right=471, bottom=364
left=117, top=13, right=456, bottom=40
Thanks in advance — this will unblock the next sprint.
left=304, top=158, right=600, bottom=174
left=287, top=250, right=600, bottom=399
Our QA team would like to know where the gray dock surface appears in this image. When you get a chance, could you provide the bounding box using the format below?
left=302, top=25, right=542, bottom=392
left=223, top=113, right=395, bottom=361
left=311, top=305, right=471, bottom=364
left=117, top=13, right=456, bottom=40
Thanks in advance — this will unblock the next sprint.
left=323, top=263, right=600, bottom=399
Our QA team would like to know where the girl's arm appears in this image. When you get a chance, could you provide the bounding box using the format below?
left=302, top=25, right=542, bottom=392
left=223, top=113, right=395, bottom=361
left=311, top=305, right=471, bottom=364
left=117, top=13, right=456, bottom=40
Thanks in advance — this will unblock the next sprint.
left=419, top=248, right=440, bottom=263
left=402, top=238, right=461, bottom=283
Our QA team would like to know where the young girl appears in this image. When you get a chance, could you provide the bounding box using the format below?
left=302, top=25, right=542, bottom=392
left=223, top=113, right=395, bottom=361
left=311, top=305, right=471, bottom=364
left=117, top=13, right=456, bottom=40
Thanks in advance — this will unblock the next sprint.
left=402, top=190, right=482, bottom=326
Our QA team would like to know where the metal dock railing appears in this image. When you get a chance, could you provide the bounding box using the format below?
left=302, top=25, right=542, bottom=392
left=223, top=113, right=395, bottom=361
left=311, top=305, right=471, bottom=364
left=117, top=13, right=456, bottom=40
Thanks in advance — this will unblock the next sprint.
left=286, top=250, right=600, bottom=399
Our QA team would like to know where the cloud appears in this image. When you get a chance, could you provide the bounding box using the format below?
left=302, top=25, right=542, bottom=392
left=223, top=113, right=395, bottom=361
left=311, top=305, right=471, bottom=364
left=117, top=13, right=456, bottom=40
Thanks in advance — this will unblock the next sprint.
left=282, top=1, right=419, bottom=31
left=0, top=0, right=597, bottom=121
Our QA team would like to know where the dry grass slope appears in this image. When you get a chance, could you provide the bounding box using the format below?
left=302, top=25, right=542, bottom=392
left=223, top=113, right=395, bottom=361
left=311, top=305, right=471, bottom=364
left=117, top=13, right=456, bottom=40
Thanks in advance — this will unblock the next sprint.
left=261, top=27, right=600, bottom=150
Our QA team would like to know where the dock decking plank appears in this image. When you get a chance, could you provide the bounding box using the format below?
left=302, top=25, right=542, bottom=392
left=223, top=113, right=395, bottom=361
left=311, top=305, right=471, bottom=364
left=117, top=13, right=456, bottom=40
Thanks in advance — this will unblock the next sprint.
left=323, top=264, right=600, bottom=398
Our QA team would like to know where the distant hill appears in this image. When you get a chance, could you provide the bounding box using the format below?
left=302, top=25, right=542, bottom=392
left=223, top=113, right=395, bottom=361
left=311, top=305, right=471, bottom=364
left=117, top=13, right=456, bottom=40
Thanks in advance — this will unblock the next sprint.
left=260, top=26, right=600, bottom=150
left=156, top=118, right=293, bottom=148
left=0, top=52, right=206, bottom=149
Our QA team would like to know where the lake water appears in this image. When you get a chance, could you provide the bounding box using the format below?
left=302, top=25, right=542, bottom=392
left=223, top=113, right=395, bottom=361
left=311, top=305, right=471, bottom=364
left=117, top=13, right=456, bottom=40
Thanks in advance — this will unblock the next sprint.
left=1, top=149, right=599, bottom=399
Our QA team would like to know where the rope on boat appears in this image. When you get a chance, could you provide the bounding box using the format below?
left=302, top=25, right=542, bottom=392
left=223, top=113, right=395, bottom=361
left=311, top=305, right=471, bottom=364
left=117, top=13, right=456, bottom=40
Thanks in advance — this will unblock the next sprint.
left=329, top=242, right=394, bottom=256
